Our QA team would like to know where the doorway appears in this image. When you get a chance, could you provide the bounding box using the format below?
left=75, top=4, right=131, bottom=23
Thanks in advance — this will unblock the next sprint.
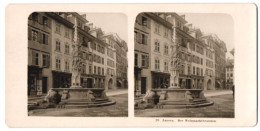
left=141, top=77, right=146, bottom=94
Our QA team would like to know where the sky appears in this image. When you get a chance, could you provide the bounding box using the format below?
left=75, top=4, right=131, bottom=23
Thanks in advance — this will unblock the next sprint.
left=84, top=13, right=128, bottom=42
left=183, top=13, right=234, bottom=59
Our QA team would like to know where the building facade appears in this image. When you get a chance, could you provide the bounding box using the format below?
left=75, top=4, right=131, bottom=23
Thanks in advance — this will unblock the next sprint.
left=134, top=12, right=226, bottom=97
left=226, top=58, right=234, bottom=90
left=28, top=12, right=52, bottom=96
left=103, top=34, right=117, bottom=90
left=114, top=34, right=128, bottom=89
left=134, top=13, right=151, bottom=96
left=28, top=12, right=127, bottom=96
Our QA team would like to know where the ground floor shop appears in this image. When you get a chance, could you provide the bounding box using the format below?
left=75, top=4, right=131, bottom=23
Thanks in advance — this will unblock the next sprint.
left=151, top=71, right=170, bottom=89
left=28, top=66, right=51, bottom=96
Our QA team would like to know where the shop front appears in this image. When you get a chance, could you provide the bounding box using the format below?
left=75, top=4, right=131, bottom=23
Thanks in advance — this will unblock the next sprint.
left=52, top=71, right=71, bottom=88
left=28, top=66, right=43, bottom=96
left=151, top=71, right=170, bottom=89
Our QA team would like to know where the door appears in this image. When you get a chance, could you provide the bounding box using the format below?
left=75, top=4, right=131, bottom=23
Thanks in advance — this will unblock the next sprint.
left=141, top=77, right=146, bottom=94
left=42, top=77, right=48, bottom=94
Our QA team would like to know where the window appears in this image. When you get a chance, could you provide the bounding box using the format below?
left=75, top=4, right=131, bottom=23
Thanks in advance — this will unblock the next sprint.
left=155, top=41, right=160, bottom=52
left=141, top=34, right=147, bottom=44
left=55, top=23, right=61, bottom=34
left=164, top=28, right=168, bottom=38
left=98, top=67, right=101, bottom=75
left=193, top=66, right=195, bottom=75
left=65, top=61, right=70, bottom=71
left=93, top=43, right=96, bottom=50
left=32, top=30, right=38, bottom=41
left=42, top=54, right=49, bottom=67
left=102, top=68, right=104, bottom=75
left=42, top=16, right=48, bottom=26
left=142, top=16, right=147, bottom=26
left=56, top=58, right=61, bottom=70
left=35, top=52, right=39, bottom=66
left=201, top=58, right=203, bottom=65
left=197, top=67, right=200, bottom=76
left=102, top=58, right=104, bottom=65
left=42, top=34, right=48, bottom=45
left=65, top=28, right=70, bottom=38
left=89, top=65, right=92, bottom=74
left=65, top=44, right=69, bottom=54
left=164, top=44, right=168, bottom=55
left=32, top=12, right=38, bottom=22
left=56, top=41, right=61, bottom=51
left=155, top=59, right=160, bottom=70
left=201, top=69, right=203, bottom=76
left=188, top=66, right=191, bottom=75
left=164, top=61, right=168, bottom=71
left=94, top=66, right=96, bottom=74
left=135, top=54, right=138, bottom=66
left=231, top=73, right=233, bottom=77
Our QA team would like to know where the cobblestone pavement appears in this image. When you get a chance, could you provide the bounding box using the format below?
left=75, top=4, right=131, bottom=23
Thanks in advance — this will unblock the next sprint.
left=135, top=94, right=234, bottom=118
left=28, top=94, right=128, bottom=117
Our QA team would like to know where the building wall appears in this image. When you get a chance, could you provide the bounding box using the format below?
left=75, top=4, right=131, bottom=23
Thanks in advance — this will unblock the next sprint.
left=28, top=12, right=52, bottom=95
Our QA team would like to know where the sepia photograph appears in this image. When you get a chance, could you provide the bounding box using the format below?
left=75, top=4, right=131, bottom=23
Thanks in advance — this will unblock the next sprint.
left=134, top=12, right=235, bottom=117
left=27, top=12, right=128, bottom=117
left=5, top=4, right=256, bottom=127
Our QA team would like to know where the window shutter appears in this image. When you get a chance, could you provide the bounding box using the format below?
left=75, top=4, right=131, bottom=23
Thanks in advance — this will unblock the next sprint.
left=38, top=32, right=42, bottom=43
left=45, top=35, right=48, bottom=44
left=48, top=18, right=51, bottom=28
left=32, top=51, right=36, bottom=65
left=28, top=28, right=32, bottom=40
left=146, top=56, right=149, bottom=67
left=47, top=55, right=50, bottom=67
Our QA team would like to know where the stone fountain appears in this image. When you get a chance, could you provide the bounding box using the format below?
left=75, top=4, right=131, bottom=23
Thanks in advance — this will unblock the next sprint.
left=45, top=18, right=115, bottom=108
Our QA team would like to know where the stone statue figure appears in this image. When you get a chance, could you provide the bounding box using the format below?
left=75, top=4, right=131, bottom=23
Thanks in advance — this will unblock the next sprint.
left=71, top=18, right=82, bottom=87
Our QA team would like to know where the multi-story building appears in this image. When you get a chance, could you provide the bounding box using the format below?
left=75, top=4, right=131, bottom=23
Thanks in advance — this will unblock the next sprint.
left=134, top=13, right=173, bottom=96
left=89, top=27, right=107, bottom=89
left=201, top=35, right=216, bottom=90
left=28, top=12, right=52, bottom=96
left=46, top=12, right=93, bottom=89
left=134, top=13, right=151, bottom=96
left=114, top=34, right=128, bottom=89
left=226, top=58, right=234, bottom=90
left=207, top=34, right=227, bottom=89
left=103, top=33, right=117, bottom=90
left=134, top=12, right=227, bottom=97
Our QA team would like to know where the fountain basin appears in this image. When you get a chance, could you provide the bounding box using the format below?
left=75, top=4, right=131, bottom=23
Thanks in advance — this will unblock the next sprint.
left=143, top=88, right=213, bottom=109
left=45, top=88, right=116, bottom=108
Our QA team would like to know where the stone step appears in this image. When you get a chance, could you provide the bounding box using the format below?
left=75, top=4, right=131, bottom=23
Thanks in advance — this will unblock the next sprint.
left=155, top=101, right=214, bottom=109
left=65, top=100, right=111, bottom=105
left=192, top=98, right=207, bottom=102
left=64, top=100, right=116, bottom=108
